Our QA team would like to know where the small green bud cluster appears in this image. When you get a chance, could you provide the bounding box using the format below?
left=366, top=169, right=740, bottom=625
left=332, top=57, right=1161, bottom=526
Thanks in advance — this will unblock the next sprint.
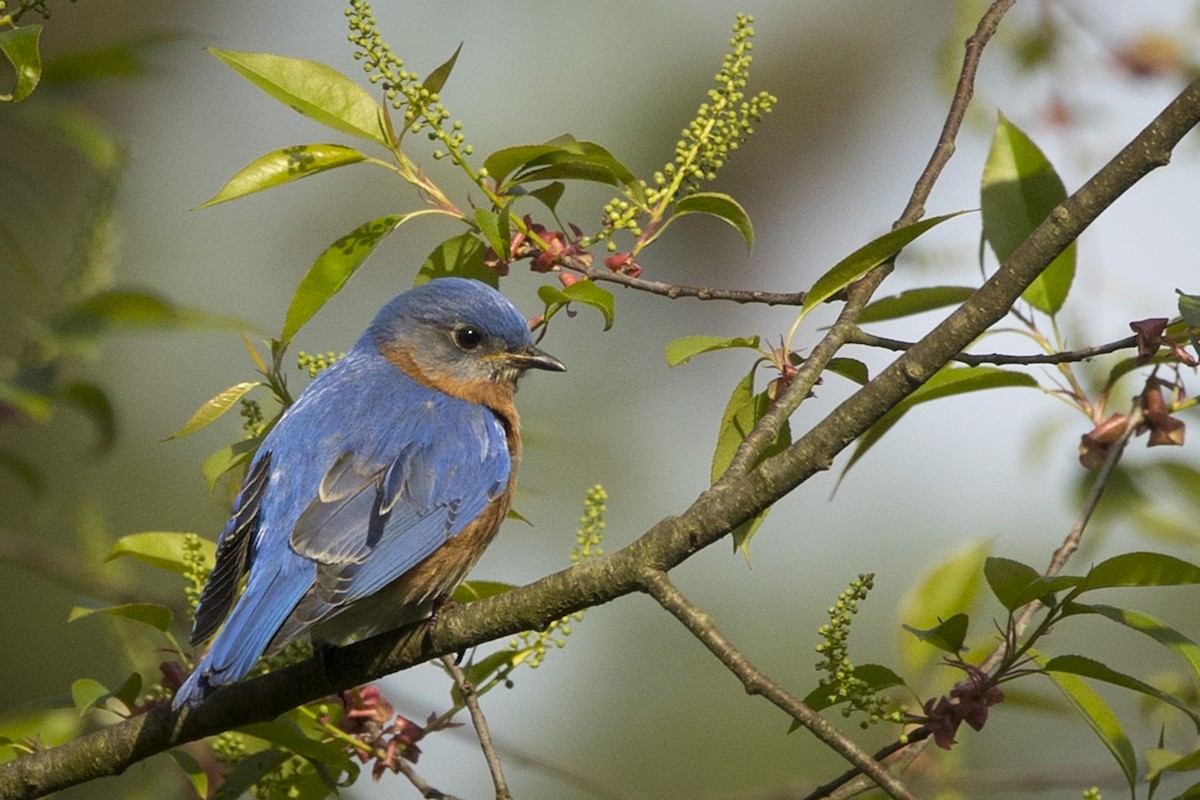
left=813, top=574, right=902, bottom=728
left=182, top=533, right=211, bottom=616
left=345, top=0, right=473, bottom=161
left=213, top=729, right=310, bottom=799
left=648, top=14, right=776, bottom=204
left=249, top=638, right=314, bottom=678
left=211, top=730, right=249, bottom=763
left=509, top=485, right=607, bottom=667
left=240, top=397, right=265, bottom=436
left=571, top=484, right=607, bottom=565
left=1082, top=788, right=1102, bottom=800
left=297, top=350, right=343, bottom=379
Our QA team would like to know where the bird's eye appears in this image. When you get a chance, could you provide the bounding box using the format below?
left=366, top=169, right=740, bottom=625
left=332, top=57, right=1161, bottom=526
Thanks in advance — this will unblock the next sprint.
left=452, top=325, right=485, bottom=352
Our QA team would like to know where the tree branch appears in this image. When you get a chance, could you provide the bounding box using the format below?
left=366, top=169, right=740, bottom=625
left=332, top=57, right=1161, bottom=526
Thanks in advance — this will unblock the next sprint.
left=441, top=655, right=510, bottom=800
left=639, top=570, right=917, bottom=800
left=4, top=43, right=1200, bottom=800
left=574, top=264, right=808, bottom=306
left=844, top=328, right=1139, bottom=366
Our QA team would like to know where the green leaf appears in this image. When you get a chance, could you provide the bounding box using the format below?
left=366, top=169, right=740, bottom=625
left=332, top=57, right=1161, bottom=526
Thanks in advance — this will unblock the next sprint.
left=1036, top=652, right=1137, bottom=795
left=0, top=448, right=44, bottom=495
left=1145, top=747, right=1200, bottom=781
left=1080, top=552, right=1200, bottom=591
left=0, top=380, right=52, bottom=423
left=414, top=231, right=499, bottom=288
left=110, top=672, right=143, bottom=710
left=858, top=286, right=977, bottom=324
left=1178, top=290, right=1200, bottom=328
left=1043, top=654, right=1200, bottom=729
left=843, top=366, right=1037, bottom=476
left=208, top=48, right=388, bottom=147
left=709, top=366, right=791, bottom=555
left=899, top=540, right=988, bottom=673
left=68, top=603, right=173, bottom=632
left=0, top=25, right=42, bottom=102
left=202, top=436, right=260, bottom=491
left=801, top=664, right=908, bottom=712
left=41, top=42, right=150, bottom=83
left=168, top=749, right=209, bottom=799
left=421, top=43, right=462, bottom=95
left=528, top=181, right=565, bottom=213
left=59, top=381, right=116, bottom=451
left=165, top=382, right=262, bottom=441
left=537, top=281, right=615, bottom=330
left=800, top=212, right=969, bottom=320
left=70, top=679, right=109, bottom=717
left=902, top=613, right=969, bottom=655
left=198, top=144, right=367, bottom=208
left=213, top=749, right=292, bottom=800
left=664, top=335, right=760, bottom=367
left=108, top=531, right=215, bottom=574
left=824, top=357, right=869, bottom=385
left=488, top=134, right=640, bottom=196
left=674, top=192, right=755, bottom=250
left=981, top=113, right=1075, bottom=315
left=453, top=581, right=515, bottom=603
left=485, top=142, right=567, bottom=185
left=54, top=290, right=248, bottom=339
left=473, top=207, right=507, bottom=258
left=281, top=215, right=403, bottom=343
left=1063, top=602, right=1200, bottom=686
left=984, top=556, right=1042, bottom=611
left=241, top=720, right=354, bottom=768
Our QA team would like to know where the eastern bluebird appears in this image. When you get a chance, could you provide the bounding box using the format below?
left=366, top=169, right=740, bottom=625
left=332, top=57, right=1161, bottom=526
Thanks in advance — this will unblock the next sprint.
left=173, top=277, right=564, bottom=709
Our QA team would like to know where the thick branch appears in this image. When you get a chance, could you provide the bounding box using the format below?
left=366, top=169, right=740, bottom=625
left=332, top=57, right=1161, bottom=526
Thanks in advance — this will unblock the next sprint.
left=4, top=53, right=1200, bottom=800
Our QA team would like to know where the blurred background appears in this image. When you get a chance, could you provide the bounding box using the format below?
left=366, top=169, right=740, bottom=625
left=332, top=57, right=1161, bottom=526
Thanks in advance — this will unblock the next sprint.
left=3, top=1, right=1200, bottom=798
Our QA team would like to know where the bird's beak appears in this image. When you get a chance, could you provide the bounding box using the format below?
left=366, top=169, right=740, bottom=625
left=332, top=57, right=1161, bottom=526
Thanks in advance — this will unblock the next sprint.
left=507, top=345, right=566, bottom=373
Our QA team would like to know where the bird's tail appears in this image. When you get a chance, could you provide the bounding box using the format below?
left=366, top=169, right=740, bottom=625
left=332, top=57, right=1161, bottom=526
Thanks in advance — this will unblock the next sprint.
left=173, top=562, right=307, bottom=709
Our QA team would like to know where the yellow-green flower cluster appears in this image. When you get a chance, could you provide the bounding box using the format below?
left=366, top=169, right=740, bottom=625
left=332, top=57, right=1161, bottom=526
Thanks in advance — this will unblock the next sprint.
left=240, top=397, right=265, bottom=436
left=597, top=14, right=776, bottom=250
left=653, top=13, right=775, bottom=201
left=296, top=350, right=343, bottom=379
left=345, top=0, right=472, bottom=160
left=510, top=485, right=607, bottom=667
left=571, top=484, right=607, bottom=565
left=182, top=533, right=210, bottom=617
left=813, top=573, right=902, bottom=728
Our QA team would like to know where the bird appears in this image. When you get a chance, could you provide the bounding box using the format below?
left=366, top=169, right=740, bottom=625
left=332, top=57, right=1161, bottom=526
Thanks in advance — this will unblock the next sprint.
left=173, top=277, right=565, bottom=709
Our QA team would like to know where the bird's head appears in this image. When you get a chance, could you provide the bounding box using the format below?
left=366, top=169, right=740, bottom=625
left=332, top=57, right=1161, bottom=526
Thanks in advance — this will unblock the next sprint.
left=368, top=277, right=565, bottom=406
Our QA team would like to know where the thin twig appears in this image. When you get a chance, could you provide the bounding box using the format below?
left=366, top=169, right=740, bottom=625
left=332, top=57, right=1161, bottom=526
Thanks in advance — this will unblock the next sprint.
left=980, top=402, right=1146, bottom=672
left=441, top=655, right=511, bottom=800
left=575, top=263, right=807, bottom=306
left=845, top=328, right=1139, bottom=366
left=640, top=570, right=919, bottom=800
left=727, top=0, right=1016, bottom=475
left=899, top=0, right=1017, bottom=225
left=396, top=759, right=464, bottom=800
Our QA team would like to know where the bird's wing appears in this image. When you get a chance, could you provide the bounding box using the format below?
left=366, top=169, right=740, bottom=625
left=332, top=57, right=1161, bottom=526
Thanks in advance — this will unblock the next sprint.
left=190, top=451, right=272, bottom=645
left=288, top=394, right=510, bottom=609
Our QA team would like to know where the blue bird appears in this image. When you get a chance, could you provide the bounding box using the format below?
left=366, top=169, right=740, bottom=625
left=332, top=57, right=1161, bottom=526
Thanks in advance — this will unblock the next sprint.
left=174, top=277, right=564, bottom=709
